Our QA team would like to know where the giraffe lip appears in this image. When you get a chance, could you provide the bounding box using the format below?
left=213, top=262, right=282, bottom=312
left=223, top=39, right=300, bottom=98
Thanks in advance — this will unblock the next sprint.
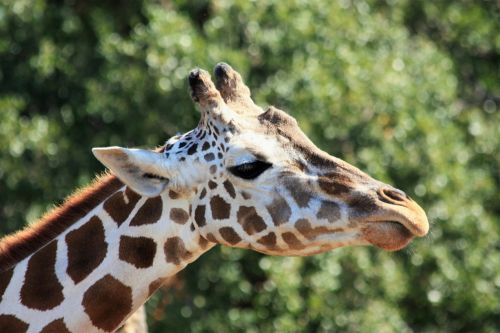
left=362, top=221, right=415, bottom=251
left=376, top=201, right=430, bottom=238
left=387, top=218, right=428, bottom=238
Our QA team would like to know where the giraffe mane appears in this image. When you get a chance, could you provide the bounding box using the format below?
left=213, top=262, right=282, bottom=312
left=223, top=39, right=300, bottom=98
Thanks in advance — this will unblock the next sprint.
left=0, top=173, right=124, bottom=272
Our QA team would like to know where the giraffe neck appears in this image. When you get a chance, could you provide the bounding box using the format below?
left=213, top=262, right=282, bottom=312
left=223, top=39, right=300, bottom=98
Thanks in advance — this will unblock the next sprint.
left=0, top=179, right=214, bottom=333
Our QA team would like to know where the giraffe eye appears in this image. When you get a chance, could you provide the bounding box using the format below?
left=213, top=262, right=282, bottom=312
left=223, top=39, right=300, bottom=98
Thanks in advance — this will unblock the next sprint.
left=229, top=161, right=272, bottom=180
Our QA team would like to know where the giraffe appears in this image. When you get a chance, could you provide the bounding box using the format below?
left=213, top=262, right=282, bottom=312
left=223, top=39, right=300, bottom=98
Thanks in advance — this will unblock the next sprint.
left=0, top=63, right=429, bottom=333
left=116, top=305, right=147, bottom=333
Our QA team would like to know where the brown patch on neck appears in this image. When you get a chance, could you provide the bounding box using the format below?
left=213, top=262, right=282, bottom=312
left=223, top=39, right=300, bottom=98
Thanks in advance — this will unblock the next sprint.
left=0, top=173, right=124, bottom=272
left=20, top=240, right=64, bottom=310
left=40, top=318, right=71, bottom=333
left=0, top=314, right=29, bottom=333
left=82, top=274, right=133, bottom=332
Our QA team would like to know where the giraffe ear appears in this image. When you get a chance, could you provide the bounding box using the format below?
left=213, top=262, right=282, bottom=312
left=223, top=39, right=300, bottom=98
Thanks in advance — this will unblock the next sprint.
left=92, top=146, right=170, bottom=197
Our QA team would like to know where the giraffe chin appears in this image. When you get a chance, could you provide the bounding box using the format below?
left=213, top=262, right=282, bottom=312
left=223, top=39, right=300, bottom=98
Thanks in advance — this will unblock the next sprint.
left=362, top=222, right=414, bottom=251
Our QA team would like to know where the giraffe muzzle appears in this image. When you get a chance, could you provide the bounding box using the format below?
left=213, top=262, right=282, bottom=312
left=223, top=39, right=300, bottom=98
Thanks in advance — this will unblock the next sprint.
left=358, top=187, right=429, bottom=251
left=376, top=187, right=429, bottom=237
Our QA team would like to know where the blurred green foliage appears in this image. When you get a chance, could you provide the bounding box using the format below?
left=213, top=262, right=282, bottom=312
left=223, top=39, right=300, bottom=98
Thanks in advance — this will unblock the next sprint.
left=0, top=0, right=498, bottom=332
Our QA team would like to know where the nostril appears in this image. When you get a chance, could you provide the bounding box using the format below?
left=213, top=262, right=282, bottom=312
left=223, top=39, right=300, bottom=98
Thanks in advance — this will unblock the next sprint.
left=386, top=189, right=407, bottom=201
left=377, top=188, right=408, bottom=205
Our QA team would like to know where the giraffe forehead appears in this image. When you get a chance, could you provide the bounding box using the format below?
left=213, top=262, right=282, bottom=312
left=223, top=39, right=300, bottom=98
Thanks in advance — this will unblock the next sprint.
left=225, top=131, right=293, bottom=166
left=162, top=110, right=306, bottom=168
left=256, top=107, right=338, bottom=168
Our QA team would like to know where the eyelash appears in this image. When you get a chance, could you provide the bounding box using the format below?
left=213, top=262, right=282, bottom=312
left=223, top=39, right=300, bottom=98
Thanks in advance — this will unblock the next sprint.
left=228, top=161, right=272, bottom=180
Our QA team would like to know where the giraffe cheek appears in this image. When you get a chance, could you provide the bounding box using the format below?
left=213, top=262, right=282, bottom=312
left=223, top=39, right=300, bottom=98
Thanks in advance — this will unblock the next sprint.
left=266, top=194, right=292, bottom=226
left=317, top=201, right=341, bottom=223
left=237, top=206, right=267, bottom=235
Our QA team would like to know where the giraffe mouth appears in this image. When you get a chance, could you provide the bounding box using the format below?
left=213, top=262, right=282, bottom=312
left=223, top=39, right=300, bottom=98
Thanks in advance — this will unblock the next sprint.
left=361, top=221, right=416, bottom=251
left=357, top=188, right=429, bottom=251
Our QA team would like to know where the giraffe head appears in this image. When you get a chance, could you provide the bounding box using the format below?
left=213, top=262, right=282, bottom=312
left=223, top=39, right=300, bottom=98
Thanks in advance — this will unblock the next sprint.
left=93, top=63, right=428, bottom=255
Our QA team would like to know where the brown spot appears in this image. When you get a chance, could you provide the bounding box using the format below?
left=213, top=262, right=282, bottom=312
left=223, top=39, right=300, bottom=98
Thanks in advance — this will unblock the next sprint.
left=317, top=201, right=341, bottom=223
left=148, top=278, right=166, bottom=297
left=187, top=143, right=198, bottom=155
left=66, top=216, right=107, bottom=284
left=20, top=241, right=63, bottom=310
left=104, top=187, right=141, bottom=226
left=295, top=219, right=313, bottom=237
left=202, top=141, right=210, bottom=151
left=266, top=195, right=291, bottom=226
left=164, top=237, right=192, bottom=265
left=0, top=174, right=122, bottom=272
left=83, top=274, right=132, bottom=332
left=130, top=196, right=163, bottom=226
left=0, top=268, right=13, bottom=302
left=204, top=153, right=215, bottom=161
left=223, top=180, right=236, bottom=199
left=210, top=196, right=230, bottom=220
left=282, top=232, right=304, bottom=250
left=348, top=194, right=378, bottom=214
left=198, top=235, right=211, bottom=249
left=237, top=206, right=267, bottom=235
left=257, top=232, right=277, bottom=248
left=206, top=233, right=218, bottom=243
left=194, top=205, right=206, bottom=227
left=164, top=144, right=173, bottom=153
left=119, top=236, right=157, bottom=269
left=170, top=208, right=189, bottom=224
left=241, top=191, right=252, bottom=200
left=284, top=178, right=312, bottom=207
left=208, top=180, right=217, bottom=190
left=295, top=219, right=337, bottom=240
left=40, top=319, right=70, bottom=333
left=219, top=227, right=241, bottom=245
left=295, top=160, right=307, bottom=172
left=318, top=174, right=354, bottom=196
left=169, top=190, right=180, bottom=199
left=0, top=315, right=29, bottom=333
left=199, top=188, right=207, bottom=199
left=209, top=165, right=217, bottom=174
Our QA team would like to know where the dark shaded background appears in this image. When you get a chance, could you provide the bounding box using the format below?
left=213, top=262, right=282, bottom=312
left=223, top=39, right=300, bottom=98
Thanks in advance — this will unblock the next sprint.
left=0, top=1, right=498, bottom=332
